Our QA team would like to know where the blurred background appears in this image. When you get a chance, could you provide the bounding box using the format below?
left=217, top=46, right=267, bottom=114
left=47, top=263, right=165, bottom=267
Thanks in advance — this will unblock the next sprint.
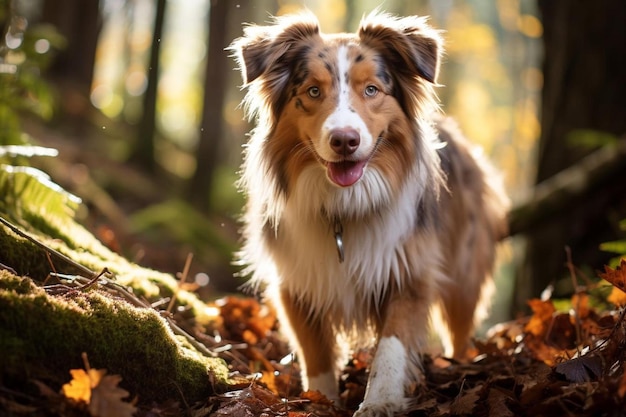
left=1, top=0, right=625, bottom=321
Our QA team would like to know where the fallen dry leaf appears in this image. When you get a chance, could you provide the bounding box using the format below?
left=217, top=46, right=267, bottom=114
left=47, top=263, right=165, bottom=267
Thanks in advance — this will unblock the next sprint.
left=62, top=364, right=136, bottom=417
left=555, top=354, right=603, bottom=382
left=448, top=384, right=481, bottom=415
left=619, top=370, right=626, bottom=398
left=608, top=285, right=626, bottom=306
left=62, top=368, right=105, bottom=404
left=89, top=373, right=136, bottom=417
left=525, top=298, right=556, bottom=337
left=487, top=388, right=515, bottom=417
left=599, top=259, right=626, bottom=293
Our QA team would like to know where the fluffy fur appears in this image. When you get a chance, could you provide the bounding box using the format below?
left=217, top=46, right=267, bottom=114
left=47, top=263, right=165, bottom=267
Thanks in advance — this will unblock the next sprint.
left=230, top=10, right=509, bottom=416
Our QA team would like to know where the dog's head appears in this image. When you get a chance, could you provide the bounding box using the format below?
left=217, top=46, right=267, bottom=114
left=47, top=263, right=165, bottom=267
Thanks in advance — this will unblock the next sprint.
left=230, top=11, right=443, bottom=213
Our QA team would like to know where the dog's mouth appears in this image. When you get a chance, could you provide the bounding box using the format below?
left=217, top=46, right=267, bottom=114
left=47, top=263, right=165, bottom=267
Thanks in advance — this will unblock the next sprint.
left=309, top=136, right=383, bottom=188
left=327, top=160, right=368, bottom=187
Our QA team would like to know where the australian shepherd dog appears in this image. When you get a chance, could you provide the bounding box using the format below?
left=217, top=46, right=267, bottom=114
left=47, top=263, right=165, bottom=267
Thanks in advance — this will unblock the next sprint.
left=230, top=10, right=509, bottom=416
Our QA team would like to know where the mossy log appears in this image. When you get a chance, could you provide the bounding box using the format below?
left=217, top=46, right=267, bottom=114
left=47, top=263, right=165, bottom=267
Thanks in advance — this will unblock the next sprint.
left=0, top=271, right=228, bottom=403
left=0, top=215, right=231, bottom=405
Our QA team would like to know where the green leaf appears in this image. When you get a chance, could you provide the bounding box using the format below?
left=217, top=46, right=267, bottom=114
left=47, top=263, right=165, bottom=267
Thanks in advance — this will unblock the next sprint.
left=600, top=240, right=626, bottom=256
left=0, top=165, right=81, bottom=225
left=567, top=129, right=618, bottom=149
left=0, top=145, right=58, bottom=158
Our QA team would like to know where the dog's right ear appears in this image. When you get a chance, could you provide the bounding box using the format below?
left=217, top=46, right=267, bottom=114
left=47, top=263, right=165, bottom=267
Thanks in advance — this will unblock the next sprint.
left=229, top=12, right=321, bottom=85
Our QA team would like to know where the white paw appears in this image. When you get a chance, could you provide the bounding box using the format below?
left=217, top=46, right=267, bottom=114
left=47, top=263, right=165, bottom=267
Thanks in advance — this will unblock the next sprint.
left=355, top=336, right=411, bottom=416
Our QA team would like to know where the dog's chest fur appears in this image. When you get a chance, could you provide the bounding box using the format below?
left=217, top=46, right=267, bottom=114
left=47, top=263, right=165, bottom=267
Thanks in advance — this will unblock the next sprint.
left=263, top=160, right=440, bottom=328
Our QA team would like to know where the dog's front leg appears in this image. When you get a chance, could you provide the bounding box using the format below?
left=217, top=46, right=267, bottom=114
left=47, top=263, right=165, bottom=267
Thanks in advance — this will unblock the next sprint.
left=279, top=289, right=340, bottom=400
left=354, top=293, right=430, bottom=417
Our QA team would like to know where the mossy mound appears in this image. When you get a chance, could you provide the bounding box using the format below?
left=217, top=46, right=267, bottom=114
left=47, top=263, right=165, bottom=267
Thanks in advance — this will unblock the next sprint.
left=0, top=270, right=228, bottom=404
left=0, top=165, right=233, bottom=407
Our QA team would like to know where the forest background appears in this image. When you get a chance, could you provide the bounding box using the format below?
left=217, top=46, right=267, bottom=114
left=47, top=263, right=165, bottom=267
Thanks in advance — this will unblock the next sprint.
left=3, top=0, right=626, bottom=415
left=2, top=0, right=625, bottom=350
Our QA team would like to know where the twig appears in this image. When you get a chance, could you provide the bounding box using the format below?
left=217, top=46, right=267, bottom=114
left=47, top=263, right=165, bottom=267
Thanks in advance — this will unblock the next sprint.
left=0, top=262, right=17, bottom=275
left=565, top=247, right=583, bottom=347
left=82, top=352, right=92, bottom=372
left=43, top=251, right=57, bottom=286
left=44, top=268, right=110, bottom=295
left=0, top=215, right=95, bottom=278
left=166, top=253, right=194, bottom=315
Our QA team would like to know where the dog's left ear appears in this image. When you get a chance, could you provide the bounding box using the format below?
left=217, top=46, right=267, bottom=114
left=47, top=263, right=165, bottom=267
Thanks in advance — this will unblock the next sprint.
left=358, top=12, right=442, bottom=84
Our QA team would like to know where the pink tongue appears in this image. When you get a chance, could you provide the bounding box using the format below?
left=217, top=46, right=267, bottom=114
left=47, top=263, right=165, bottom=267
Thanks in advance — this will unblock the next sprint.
left=327, top=160, right=367, bottom=187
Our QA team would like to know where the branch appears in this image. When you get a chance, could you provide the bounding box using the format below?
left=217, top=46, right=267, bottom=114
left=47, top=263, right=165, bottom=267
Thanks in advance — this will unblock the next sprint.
left=507, top=139, right=626, bottom=236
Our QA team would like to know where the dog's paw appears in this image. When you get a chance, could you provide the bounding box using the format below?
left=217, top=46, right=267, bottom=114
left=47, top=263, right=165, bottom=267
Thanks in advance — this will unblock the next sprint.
left=352, top=399, right=409, bottom=417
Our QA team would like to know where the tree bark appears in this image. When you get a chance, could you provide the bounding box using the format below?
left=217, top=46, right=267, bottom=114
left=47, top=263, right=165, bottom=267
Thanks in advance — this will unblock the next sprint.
left=130, top=0, right=166, bottom=173
left=41, top=0, right=100, bottom=94
left=40, top=0, right=101, bottom=124
left=188, top=0, right=248, bottom=210
left=514, top=0, right=626, bottom=311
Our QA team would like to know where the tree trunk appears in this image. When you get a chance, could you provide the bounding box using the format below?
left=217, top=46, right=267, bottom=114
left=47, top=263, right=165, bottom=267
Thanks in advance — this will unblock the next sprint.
left=188, top=0, right=245, bottom=210
left=130, top=0, right=166, bottom=173
left=514, top=0, right=626, bottom=311
left=40, top=0, right=101, bottom=125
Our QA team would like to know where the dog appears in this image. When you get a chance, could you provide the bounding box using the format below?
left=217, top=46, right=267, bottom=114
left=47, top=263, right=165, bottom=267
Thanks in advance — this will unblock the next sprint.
left=229, top=10, right=509, bottom=416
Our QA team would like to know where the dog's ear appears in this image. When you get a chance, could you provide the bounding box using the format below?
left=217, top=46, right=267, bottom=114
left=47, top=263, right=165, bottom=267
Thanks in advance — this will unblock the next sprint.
left=358, top=12, right=442, bottom=84
left=229, top=12, right=321, bottom=85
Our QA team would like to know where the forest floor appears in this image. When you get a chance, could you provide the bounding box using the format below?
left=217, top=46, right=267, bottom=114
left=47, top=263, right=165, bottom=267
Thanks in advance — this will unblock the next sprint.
left=175, top=289, right=626, bottom=417
left=2, top=260, right=626, bottom=417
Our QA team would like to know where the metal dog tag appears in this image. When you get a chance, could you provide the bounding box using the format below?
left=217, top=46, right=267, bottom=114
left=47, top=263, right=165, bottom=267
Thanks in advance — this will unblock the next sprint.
left=334, top=220, right=344, bottom=263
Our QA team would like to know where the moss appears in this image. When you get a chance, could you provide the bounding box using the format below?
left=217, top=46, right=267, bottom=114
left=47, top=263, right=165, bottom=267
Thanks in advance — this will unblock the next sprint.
left=0, top=221, right=71, bottom=280
left=0, top=271, right=230, bottom=404
left=0, top=219, right=219, bottom=328
left=0, top=192, right=230, bottom=404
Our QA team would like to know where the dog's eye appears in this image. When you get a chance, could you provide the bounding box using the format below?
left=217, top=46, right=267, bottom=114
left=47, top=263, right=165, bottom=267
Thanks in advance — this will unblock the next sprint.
left=365, top=85, right=378, bottom=97
left=364, top=85, right=379, bottom=97
left=307, top=86, right=321, bottom=98
left=365, top=85, right=379, bottom=97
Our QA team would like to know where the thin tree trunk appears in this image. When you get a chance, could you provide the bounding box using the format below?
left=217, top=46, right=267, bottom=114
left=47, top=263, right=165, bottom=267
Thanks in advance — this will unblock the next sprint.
left=131, top=0, right=166, bottom=172
left=188, top=0, right=240, bottom=210
left=40, top=0, right=101, bottom=128
left=42, top=0, right=100, bottom=94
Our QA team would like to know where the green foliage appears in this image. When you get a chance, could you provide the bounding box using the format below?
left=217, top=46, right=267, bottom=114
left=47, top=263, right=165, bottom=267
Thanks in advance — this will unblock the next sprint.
left=600, top=219, right=626, bottom=266
left=0, top=144, right=82, bottom=251
left=1, top=1, right=64, bottom=145
left=130, top=198, right=237, bottom=263
left=567, top=129, right=619, bottom=149
left=0, top=162, right=81, bottom=219
left=0, top=2, right=75, bottom=237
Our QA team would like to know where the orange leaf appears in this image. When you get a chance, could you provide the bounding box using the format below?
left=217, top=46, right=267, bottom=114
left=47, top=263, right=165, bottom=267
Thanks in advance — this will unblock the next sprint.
left=301, top=389, right=334, bottom=405
left=259, top=370, right=278, bottom=394
left=62, top=368, right=105, bottom=403
left=62, top=367, right=136, bottom=417
left=571, top=293, right=590, bottom=319
left=608, top=286, right=626, bottom=306
left=598, top=259, right=626, bottom=293
left=524, top=299, right=555, bottom=337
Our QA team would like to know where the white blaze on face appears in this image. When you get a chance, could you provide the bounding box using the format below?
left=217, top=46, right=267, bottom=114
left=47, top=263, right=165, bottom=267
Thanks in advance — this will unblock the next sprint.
left=317, top=45, right=375, bottom=187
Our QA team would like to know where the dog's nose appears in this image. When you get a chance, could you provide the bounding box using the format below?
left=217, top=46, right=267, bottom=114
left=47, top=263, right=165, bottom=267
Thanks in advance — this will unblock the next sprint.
left=329, top=128, right=360, bottom=156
